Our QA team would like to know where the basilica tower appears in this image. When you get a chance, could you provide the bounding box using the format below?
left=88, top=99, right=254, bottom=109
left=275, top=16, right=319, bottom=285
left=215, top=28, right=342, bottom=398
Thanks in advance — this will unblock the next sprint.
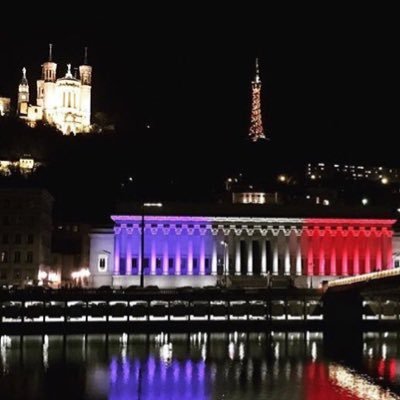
left=39, top=44, right=57, bottom=122
left=78, top=47, right=92, bottom=130
left=18, top=67, right=29, bottom=116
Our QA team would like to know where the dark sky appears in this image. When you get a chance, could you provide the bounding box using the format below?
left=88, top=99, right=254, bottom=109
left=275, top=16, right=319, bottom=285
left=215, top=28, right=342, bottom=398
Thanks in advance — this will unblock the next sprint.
left=0, top=8, right=398, bottom=166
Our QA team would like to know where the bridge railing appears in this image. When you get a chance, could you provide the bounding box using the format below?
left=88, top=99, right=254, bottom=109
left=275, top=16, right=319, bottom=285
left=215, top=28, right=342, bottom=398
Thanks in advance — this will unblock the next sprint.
left=327, top=268, right=400, bottom=288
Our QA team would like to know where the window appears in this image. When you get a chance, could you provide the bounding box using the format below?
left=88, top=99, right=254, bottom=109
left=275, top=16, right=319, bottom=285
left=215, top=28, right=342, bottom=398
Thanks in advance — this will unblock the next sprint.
left=14, top=269, right=21, bottom=279
left=2, top=234, right=8, bottom=244
left=98, top=254, right=108, bottom=272
left=132, top=258, right=138, bottom=269
left=14, top=251, right=21, bottom=263
left=15, top=234, right=21, bottom=244
left=27, top=234, right=34, bottom=244
left=26, top=251, right=33, bottom=263
left=1, top=251, right=8, bottom=263
left=168, top=258, right=174, bottom=269
left=0, top=270, right=7, bottom=280
left=2, top=216, right=9, bottom=226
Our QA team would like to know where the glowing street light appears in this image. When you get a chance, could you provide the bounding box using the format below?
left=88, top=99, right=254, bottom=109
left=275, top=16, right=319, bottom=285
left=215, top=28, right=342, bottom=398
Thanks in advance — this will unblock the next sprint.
left=361, top=198, right=369, bottom=206
left=381, top=177, right=389, bottom=185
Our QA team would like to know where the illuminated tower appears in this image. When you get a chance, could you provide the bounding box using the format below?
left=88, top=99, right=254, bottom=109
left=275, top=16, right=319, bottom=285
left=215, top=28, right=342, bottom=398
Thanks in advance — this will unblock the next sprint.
left=249, top=58, right=266, bottom=142
left=18, top=67, right=29, bottom=116
left=78, top=47, right=92, bottom=130
left=40, top=44, right=57, bottom=122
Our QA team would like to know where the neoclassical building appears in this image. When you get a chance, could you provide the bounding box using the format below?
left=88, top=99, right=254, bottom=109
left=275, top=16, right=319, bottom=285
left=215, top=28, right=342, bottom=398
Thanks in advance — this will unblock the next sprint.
left=89, top=204, right=396, bottom=288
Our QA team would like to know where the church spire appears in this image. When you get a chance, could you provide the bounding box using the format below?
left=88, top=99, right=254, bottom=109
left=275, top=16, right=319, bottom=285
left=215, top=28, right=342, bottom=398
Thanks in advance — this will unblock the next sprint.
left=84, top=47, right=88, bottom=65
left=249, top=58, right=266, bottom=142
left=48, top=43, right=53, bottom=62
left=20, top=67, right=28, bottom=85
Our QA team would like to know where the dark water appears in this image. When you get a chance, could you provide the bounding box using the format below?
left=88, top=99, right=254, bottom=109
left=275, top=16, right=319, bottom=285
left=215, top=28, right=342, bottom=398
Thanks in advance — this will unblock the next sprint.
left=0, top=332, right=400, bottom=400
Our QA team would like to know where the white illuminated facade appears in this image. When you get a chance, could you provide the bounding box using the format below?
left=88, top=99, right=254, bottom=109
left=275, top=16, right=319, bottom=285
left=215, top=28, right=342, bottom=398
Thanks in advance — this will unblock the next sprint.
left=18, top=45, right=92, bottom=135
left=89, top=211, right=396, bottom=289
left=0, top=97, right=10, bottom=116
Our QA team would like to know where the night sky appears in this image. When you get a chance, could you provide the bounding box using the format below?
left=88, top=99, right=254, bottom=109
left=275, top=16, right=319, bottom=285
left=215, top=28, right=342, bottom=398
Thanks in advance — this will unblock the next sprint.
left=0, top=9, right=398, bottom=218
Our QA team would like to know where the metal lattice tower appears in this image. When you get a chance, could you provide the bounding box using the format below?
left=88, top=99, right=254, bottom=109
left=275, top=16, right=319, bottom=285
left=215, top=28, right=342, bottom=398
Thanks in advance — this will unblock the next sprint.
left=249, top=58, right=266, bottom=142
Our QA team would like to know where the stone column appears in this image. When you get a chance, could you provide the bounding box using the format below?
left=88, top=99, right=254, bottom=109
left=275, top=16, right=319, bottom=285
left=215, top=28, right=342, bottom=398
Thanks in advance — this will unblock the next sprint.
left=352, top=229, right=360, bottom=275
left=126, top=228, right=132, bottom=276
left=163, top=241, right=169, bottom=276
left=272, top=236, right=279, bottom=276
left=261, top=240, right=267, bottom=276
left=211, top=240, right=217, bottom=276
left=306, top=228, right=314, bottom=276
left=187, top=239, right=193, bottom=276
left=200, top=235, right=206, bottom=275
left=364, top=230, right=371, bottom=274
left=150, top=237, right=156, bottom=275
left=235, top=238, right=241, bottom=275
left=284, top=231, right=291, bottom=276
left=342, top=229, right=349, bottom=276
left=329, top=231, right=337, bottom=276
left=375, top=230, right=382, bottom=270
left=318, top=229, right=325, bottom=276
left=383, top=228, right=393, bottom=269
left=114, top=227, right=120, bottom=275
left=175, top=241, right=181, bottom=276
left=295, top=232, right=302, bottom=276
left=247, top=239, right=253, bottom=276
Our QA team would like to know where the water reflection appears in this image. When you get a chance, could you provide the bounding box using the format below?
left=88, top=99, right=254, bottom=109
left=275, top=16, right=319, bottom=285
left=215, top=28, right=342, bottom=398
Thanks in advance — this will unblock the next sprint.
left=0, top=332, right=399, bottom=399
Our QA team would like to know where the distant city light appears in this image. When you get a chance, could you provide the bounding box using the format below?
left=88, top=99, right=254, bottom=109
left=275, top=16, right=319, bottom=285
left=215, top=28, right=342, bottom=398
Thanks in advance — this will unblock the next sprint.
left=397, top=208, right=400, bottom=213
left=310, top=174, right=316, bottom=180
left=278, top=175, right=287, bottom=182
left=143, top=203, right=163, bottom=207
left=362, top=198, right=369, bottom=206
left=381, top=177, right=389, bottom=184
left=322, top=199, right=330, bottom=206
left=128, top=177, right=133, bottom=182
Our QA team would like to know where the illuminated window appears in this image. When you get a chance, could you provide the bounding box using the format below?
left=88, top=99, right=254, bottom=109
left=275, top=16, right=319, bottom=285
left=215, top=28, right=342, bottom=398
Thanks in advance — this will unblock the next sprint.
left=98, top=254, right=108, bottom=272
left=1, top=251, right=7, bottom=263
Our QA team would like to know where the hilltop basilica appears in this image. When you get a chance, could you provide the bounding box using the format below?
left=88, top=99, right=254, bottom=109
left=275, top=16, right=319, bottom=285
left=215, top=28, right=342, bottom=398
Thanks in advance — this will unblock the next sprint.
left=17, top=44, right=92, bottom=135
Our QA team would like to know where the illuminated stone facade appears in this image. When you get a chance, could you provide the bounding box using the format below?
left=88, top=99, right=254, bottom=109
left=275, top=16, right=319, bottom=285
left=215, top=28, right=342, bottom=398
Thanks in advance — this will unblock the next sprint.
left=89, top=212, right=396, bottom=289
left=18, top=45, right=92, bottom=135
left=0, top=97, right=10, bottom=116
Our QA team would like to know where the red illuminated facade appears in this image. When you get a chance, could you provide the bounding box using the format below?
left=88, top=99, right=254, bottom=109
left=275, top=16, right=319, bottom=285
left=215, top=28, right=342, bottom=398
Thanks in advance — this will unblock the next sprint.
left=302, top=219, right=395, bottom=277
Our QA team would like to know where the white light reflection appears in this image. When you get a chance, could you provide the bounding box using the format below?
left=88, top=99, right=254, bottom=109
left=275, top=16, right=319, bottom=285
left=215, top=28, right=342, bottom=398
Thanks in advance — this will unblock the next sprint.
left=274, top=342, right=280, bottom=359
left=228, top=341, right=235, bottom=360
left=0, top=335, right=11, bottom=374
left=311, top=341, right=317, bottom=361
left=239, top=342, right=245, bottom=360
left=329, top=363, right=400, bottom=400
left=382, top=344, right=387, bottom=360
left=43, top=335, right=49, bottom=369
left=160, top=342, right=172, bottom=363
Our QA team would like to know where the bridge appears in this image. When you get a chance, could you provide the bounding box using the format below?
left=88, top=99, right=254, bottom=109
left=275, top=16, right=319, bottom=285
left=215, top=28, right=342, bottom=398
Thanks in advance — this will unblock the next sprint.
left=323, top=268, right=400, bottom=357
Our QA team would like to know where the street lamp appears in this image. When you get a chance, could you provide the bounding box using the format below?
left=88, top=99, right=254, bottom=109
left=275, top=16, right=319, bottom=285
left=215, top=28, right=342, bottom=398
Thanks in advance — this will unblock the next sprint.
left=140, top=203, right=163, bottom=288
